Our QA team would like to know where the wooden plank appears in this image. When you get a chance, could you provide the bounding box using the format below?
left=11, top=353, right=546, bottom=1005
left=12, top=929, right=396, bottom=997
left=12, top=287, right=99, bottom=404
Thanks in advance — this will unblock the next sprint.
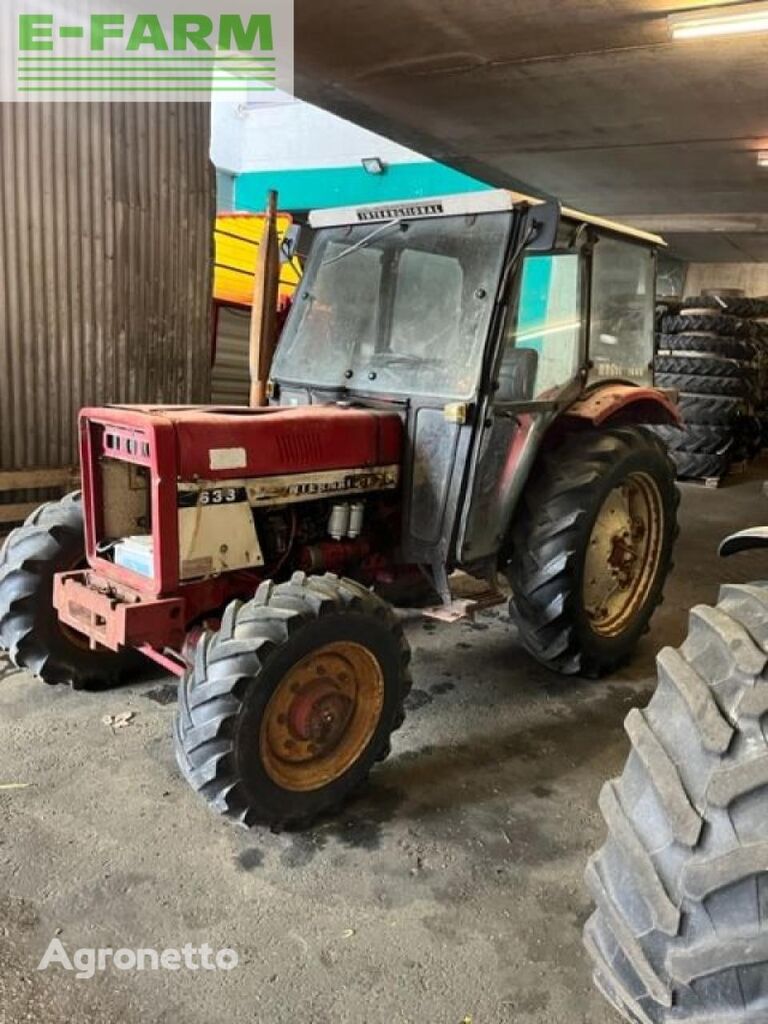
left=0, top=502, right=39, bottom=524
left=0, top=467, right=78, bottom=492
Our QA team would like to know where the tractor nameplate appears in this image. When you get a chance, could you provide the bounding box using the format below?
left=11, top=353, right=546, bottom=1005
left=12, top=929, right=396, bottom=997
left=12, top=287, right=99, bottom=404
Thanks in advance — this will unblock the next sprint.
left=246, top=465, right=400, bottom=506
left=178, top=465, right=400, bottom=510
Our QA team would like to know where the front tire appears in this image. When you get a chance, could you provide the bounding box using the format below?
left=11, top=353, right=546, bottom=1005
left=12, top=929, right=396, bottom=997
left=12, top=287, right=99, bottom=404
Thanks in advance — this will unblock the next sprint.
left=173, top=572, right=412, bottom=829
left=585, top=584, right=768, bottom=1023
left=0, top=493, right=139, bottom=688
left=508, top=427, right=678, bottom=677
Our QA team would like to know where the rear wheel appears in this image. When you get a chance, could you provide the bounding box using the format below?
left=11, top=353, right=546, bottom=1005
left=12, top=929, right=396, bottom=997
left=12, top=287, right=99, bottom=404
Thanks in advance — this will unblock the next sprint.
left=585, top=584, right=768, bottom=1023
left=508, top=427, right=678, bottom=677
left=173, top=572, right=411, bottom=829
left=0, top=493, right=139, bottom=688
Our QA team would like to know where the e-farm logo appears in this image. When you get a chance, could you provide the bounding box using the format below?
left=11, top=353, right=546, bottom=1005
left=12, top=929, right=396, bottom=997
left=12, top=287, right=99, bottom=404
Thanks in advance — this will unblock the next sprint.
left=2, top=0, right=293, bottom=100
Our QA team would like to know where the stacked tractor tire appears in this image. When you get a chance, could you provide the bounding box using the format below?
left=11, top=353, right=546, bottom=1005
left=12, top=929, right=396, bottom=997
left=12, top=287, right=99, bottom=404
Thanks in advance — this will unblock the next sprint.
left=652, top=294, right=768, bottom=482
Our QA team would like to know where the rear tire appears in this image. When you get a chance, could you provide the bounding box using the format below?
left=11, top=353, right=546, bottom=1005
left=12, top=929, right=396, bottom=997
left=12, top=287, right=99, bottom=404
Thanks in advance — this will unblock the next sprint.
left=0, top=493, right=139, bottom=688
left=174, top=572, right=412, bottom=829
left=585, top=584, right=768, bottom=1023
left=507, top=427, right=678, bottom=677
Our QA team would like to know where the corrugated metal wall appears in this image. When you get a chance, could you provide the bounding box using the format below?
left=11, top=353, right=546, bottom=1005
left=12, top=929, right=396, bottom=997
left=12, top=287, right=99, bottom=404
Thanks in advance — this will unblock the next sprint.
left=212, top=306, right=251, bottom=406
left=0, top=103, right=214, bottom=472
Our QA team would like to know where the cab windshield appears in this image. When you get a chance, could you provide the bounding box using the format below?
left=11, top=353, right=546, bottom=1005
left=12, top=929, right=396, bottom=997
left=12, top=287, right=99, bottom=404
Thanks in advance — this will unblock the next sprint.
left=272, top=213, right=510, bottom=400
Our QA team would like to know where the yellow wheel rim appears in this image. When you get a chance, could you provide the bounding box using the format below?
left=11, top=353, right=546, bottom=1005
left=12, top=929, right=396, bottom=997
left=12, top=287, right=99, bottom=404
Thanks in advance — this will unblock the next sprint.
left=582, top=472, right=664, bottom=639
left=260, top=641, right=385, bottom=792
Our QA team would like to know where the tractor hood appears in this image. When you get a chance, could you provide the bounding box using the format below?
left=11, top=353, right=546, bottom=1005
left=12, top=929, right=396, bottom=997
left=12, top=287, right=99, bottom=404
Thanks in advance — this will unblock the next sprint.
left=86, top=404, right=403, bottom=481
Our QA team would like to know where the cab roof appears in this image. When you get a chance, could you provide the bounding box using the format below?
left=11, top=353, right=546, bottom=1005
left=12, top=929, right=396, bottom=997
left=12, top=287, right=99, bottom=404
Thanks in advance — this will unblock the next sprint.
left=308, top=189, right=665, bottom=248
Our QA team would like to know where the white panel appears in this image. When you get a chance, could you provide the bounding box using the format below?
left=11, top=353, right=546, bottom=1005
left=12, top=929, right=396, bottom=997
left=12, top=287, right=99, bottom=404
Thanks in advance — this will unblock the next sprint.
left=211, top=95, right=430, bottom=175
left=178, top=502, right=264, bottom=580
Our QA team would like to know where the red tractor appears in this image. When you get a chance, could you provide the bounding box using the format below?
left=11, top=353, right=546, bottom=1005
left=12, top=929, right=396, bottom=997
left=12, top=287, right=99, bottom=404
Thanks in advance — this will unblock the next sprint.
left=0, top=190, right=681, bottom=828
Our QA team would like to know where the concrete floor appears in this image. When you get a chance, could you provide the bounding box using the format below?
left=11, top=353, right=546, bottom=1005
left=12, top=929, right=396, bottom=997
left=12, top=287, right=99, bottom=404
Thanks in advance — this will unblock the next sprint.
left=1, top=464, right=767, bottom=1024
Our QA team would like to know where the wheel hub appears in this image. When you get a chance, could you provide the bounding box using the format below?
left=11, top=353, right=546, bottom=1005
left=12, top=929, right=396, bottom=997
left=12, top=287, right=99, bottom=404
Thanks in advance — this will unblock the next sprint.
left=583, top=473, right=664, bottom=637
left=260, top=641, right=385, bottom=791
left=287, top=684, right=354, bottom=750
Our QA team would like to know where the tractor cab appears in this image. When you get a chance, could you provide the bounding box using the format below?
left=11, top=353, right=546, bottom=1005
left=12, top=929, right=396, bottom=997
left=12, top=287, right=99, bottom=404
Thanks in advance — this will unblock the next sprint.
left=271, top=190, right=675, bottom=584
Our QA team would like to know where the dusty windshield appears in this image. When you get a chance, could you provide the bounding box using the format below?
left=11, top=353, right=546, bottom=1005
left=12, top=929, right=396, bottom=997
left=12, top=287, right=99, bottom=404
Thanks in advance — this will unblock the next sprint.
left=272, top=213, right=510, bottom=399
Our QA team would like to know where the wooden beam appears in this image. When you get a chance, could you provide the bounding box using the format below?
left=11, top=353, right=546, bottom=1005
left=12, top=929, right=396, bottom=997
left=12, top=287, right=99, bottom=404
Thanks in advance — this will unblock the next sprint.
left=0, top=502, right=40, bottom=524
left=0, top=468, right=78, bottom=493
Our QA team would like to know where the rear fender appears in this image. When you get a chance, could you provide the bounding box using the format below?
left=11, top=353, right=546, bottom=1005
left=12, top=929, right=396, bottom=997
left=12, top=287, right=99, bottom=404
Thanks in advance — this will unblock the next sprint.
left=563, top=383, right=682, bottom=429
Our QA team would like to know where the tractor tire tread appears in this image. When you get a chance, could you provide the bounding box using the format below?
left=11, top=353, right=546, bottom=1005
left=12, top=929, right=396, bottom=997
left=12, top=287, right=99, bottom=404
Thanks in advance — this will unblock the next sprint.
left=585, top=584, right=768, bottom=1023
left=654, top=372, right=755, bottom=399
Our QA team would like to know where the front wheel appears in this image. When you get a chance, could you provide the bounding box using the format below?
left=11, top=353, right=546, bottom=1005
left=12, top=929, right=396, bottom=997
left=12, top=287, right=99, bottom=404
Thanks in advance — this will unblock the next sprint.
left=507, top=427, right=679, bottom=677
left=173, top=572, right=412, bottom=829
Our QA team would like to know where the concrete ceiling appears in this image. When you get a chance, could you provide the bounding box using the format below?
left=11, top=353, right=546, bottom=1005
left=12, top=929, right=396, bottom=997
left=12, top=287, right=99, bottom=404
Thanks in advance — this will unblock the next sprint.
left=295, top=0, right=768, bottom=262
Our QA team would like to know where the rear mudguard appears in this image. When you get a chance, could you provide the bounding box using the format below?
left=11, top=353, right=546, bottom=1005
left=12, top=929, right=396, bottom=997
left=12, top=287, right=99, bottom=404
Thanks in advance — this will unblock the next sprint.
left=720, top=527, right=768, bottom=557
left=564, top=383, right=682, bottom=428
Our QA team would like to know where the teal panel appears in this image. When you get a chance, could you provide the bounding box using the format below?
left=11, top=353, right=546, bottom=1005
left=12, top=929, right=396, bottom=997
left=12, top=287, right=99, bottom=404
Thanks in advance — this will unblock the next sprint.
left=234, top=161, right=493, bottom=213
left=516, top=256, right=555, bottom=355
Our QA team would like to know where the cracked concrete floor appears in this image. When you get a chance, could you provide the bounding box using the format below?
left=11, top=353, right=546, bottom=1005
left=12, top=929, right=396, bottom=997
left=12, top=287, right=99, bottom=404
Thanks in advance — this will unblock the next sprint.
left=1, top=463, right=766, bottom=1024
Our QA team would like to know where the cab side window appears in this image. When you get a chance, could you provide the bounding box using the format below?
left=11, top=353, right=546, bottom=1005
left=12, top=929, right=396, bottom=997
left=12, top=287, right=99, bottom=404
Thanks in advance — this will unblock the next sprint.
left=589, top=239, right=654, bottom=385
left=499, top=253, right=583, bottom=401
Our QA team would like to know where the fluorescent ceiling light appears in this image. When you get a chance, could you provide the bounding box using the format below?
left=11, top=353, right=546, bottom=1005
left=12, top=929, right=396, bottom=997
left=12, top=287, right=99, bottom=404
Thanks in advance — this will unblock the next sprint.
left=669, top=2, right=768, bottom=39
left=758, top=151, right=768, bottom=167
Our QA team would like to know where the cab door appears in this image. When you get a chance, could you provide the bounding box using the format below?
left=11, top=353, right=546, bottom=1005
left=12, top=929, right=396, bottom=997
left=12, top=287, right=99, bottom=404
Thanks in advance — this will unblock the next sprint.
left=398, top=249, right=485, bottom=568
left=458, top=249, right=587, bottom=565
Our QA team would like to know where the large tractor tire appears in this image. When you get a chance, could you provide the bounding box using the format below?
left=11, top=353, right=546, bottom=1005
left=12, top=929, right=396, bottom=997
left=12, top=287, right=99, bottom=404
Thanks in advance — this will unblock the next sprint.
left=653, top=354, right=754, bottom=379
left=657, top=334, right=756, bottom=361
left=677, top=394, right=747, bottom=426
left=669, top=450, right=732, bottom=481
left=654, top=372, right=755, bottom=400
left=0, top=493, right=138, bottom=688
left=662, top=313, right=750, bottom=338
left=650, top=424, right=733, bottom=455
left=174, top=572, right=411, bottom=829
left=508, top=427, right=678, bottom=677
left=585, top=584, right=768, bottom=1024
